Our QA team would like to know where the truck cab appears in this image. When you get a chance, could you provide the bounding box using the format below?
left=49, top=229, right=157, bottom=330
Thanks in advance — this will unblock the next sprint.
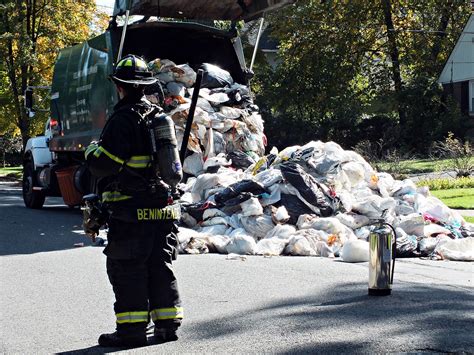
left=22, top=0, right=294, bottom=209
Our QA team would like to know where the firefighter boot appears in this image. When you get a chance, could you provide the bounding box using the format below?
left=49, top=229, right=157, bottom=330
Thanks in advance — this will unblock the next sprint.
left=98, top=331, right=147, bottom=348
left=154, top=326, right=178, bottom=343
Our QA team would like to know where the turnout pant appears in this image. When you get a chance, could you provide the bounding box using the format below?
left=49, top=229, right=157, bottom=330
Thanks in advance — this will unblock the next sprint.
left=104, top=219, right=182, bottom=335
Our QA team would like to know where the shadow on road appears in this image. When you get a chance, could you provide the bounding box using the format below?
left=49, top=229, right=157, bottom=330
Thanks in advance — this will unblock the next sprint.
left=187, top=282, right=474, bottom=353
left=57, top=345, right=108, bottom=355
left=57, top=334, right=170, bottom=354
left=0, top=189, right=96, bottom=256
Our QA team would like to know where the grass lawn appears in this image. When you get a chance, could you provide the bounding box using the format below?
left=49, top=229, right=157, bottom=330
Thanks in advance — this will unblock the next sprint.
left=464, top=216, right=474, bottom=224
left=431, top=188, right=474, bottom=209
left=377, top=158, right=455, bottom=174
left=0, top=166, right=22, bottom=180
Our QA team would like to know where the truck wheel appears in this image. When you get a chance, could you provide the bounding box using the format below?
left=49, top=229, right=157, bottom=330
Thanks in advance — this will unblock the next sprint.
left=22, top=162, right=45, bottom=209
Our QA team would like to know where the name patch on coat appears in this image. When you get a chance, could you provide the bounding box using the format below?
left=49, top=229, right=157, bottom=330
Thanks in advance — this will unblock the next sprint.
left=136, top=204, right=181, bottom=221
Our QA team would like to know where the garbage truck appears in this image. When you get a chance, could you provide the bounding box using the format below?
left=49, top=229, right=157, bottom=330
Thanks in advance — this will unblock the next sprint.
left=22, top=0, right=294, bottom=209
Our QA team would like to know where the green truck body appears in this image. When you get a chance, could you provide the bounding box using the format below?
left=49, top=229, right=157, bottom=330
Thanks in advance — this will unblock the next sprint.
left=22, top=0, right=294, bottom=209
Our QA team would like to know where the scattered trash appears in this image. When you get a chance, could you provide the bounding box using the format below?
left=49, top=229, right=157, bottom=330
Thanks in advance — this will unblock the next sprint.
left=141, top=57, right=473, bottom=262
left=226, top=253, right=247, bottom=261
left=145, top=59, right=266, bottom=176
left=173, top=138, right=473, bottom=261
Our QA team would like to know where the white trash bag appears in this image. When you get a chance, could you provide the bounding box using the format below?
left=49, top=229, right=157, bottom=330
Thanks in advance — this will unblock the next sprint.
left=265, top=224, right=297, bottom=241
left=435, top=237, right=474, bottom=261
left=225, top=229, right=257, bottom=255
left=240, top=197, right=263, bottom=217
left=255, top=238, right=287, bottom=256
left=205, top=235, right=230, bottom=254
left=341, top=240, right=369, bottom=263
left=335, top=213, right=370, bottom=230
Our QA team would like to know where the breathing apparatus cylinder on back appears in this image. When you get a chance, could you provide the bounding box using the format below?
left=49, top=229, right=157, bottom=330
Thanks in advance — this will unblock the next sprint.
left=147, top=111, right=183, bottom=188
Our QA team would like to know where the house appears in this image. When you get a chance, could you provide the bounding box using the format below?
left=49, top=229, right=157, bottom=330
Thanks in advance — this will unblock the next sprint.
left=438, top=13, right=474, bottom=120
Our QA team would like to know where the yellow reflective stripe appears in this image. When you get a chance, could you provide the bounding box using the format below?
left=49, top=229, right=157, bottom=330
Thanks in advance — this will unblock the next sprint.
left=102, top=191, right=132, bottom=202
left=135, top=58, right=147, bottom=68
left=150, top=307, right=183, bottom=321
left=124, top=59, right=133, bottom=67
left=85, top=144, right=98, bottom=159
left=97, top=146, right=125, bottom=165
left=116, top=311, right=148, bottom=324
left=126, top=155, right=151, bottom=168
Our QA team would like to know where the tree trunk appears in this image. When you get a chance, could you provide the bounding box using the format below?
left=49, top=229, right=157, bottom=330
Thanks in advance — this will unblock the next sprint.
left=429, top=0, right=453, bottom=75
left=3, top=2, right=33, bottom=150
left=381, top=0, right=406, bottom=127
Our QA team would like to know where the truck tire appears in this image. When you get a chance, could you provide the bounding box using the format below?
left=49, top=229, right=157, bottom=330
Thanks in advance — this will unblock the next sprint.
left=22, top=162, right=45, bottom=209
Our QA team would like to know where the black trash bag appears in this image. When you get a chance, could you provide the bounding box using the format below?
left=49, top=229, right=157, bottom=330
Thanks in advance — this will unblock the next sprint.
left=219, top=192, right=253, bottom=215
left=396, top=234, right=420, bottom=257
left=214, top=187, right=239, bottom=206
left=181, top=201, right=216, bottom=222
left=224, top=192, right=253, bottom=207
left=214, top=179, right=267, bottom=206
left=279, top=194, right=314, bottom=225
left=227, top=150, right=255, bottom=170
left=280, top=162, right=334, bottom=217
left=200, top=63, right=234, bottom=88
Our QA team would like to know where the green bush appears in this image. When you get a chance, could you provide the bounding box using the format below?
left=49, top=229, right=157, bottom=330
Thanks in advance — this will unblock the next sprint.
left=431, top=132, right=474, bottom=177
left=416, top=177, right=474, bottom=190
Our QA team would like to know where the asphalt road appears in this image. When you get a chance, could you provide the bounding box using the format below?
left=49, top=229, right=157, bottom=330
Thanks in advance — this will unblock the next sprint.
left=1, top=183, right=473, bottom=354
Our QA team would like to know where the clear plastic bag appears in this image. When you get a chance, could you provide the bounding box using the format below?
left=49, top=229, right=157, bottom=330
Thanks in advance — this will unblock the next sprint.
left=296, top=215, right=346, bottom=236
left=200, top=224, right=228, bottom=236
left=352, top=195, right=396, bottom=219
left=241, top=215, right=275, bottom=239
left=283, top=230, right=335, bottom=257
left=183, top=152, right=204, bottom=176
left=173, top=64, right=196, bottom=87
left=265, top=224, right=297, bottom=241
left=166, top=81, right=186, bottom=96
left=395, top=213, right=426, bottom=236
left=395, top=228, right=419, bottom=257
left=419, top=235, right=451, bottom=256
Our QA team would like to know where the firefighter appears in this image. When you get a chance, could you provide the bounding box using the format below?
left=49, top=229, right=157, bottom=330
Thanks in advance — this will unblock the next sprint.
left=84, top=54, right=183, bottom=348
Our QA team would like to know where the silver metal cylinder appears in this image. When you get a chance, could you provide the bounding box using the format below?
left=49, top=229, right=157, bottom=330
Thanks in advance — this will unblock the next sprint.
left=368, top=225, right=393, bottom=296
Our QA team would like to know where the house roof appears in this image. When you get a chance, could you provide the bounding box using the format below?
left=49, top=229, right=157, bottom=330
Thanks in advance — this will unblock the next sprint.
left=438, top=14, right=474, bottom=84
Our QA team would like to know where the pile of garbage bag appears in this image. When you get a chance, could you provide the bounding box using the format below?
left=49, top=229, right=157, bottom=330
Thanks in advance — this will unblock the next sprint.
left=175, top=140, right=474, bottom=262
left=145, top=59, right=265, bottom=176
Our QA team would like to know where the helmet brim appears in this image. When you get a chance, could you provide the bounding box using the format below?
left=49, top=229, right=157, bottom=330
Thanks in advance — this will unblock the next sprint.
left=110, top=75, right=157, bottom=86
